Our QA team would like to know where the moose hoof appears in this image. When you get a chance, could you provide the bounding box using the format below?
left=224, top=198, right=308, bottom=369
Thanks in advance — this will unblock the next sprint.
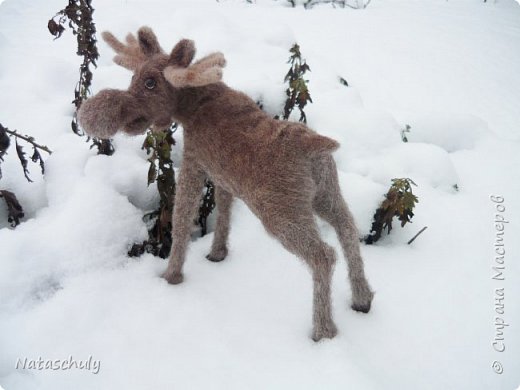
left=206, top=247, right=228, bottom=262
left=162, top=271, right=184, bottom=285
left=351, top=291, right=373, bottom=313
left=311, top=322, right=338, bottom=342
left=351, top=279, right=374, bottom=313
left=351, top=302, right=371, bottom=313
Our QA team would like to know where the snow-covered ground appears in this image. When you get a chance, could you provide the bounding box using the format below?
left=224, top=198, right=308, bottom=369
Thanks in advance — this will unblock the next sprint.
left=1, top=0, right=519, bottom=389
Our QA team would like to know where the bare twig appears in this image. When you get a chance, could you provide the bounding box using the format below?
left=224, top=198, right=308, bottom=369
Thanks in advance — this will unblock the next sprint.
left=407, top=226, right=428, bottom=245
left=1, top=125, right=52, bottom=155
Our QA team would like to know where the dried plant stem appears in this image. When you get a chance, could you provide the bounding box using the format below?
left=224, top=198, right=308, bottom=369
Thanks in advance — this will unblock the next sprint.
left=2, top=127, right=52, bottom=155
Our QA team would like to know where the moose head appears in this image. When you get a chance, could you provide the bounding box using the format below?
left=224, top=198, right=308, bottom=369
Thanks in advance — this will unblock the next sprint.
left=77, top=26, right=226, bottom=138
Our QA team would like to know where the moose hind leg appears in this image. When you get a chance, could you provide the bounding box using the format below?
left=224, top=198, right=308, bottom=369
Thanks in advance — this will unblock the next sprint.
left=312, top=156, right=374, bottom=313
left=335, top=203, right=374, bottom=313
left=206, top=186, right=233, bottom=262
left=309, top=242, right=338, bottom=342
left=263, top=212, right=338, bottom=341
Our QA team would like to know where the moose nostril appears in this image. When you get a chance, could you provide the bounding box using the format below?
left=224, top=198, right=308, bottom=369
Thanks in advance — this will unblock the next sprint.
left=130, top=116, right=147, bottom=125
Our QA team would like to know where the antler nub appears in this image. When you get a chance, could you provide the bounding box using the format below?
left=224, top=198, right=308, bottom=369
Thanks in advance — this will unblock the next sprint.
left=102, top=27, right=164, bottom=71
left=164, top=52, right=226, bottom=88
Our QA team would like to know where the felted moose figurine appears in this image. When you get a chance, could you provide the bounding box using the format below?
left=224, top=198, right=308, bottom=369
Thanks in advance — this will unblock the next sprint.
left=78, top=27, right=374, bottom=341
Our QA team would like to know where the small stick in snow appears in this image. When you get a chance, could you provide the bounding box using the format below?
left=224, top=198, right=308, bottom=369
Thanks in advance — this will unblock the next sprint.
left=407, top=226, right=428, bottom=245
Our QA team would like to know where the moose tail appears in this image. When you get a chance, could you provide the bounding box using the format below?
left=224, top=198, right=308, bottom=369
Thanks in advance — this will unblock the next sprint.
left=300, top=132, right=340, bottom=156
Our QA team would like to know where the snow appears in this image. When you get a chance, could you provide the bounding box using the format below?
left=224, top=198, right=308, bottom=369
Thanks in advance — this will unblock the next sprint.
left=1, top=0, right=520, bottom=389
left=403, top=113, right=491, bottom=153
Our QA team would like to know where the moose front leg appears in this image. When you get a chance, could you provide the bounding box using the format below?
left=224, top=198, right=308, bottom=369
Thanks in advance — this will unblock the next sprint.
left=206, top=186, right=233, bottom=262
left=162, top=160, right=205, bottom=285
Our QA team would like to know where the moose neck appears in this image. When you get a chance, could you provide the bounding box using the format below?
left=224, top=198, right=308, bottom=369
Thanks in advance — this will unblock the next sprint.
left=172, top=83, right=225, bottom=125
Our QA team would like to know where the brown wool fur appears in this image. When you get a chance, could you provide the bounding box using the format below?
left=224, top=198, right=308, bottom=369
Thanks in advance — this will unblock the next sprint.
left=78, top=27, right=374, bottom=341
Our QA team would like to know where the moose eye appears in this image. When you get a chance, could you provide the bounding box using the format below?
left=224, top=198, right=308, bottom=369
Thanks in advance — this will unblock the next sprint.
left=144, top=78, right=156, bottom=90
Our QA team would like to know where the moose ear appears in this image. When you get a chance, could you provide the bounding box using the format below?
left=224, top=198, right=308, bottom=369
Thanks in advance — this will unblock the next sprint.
left=137, top=26, right=163, bottom=56
left=164, top=52, right=226, bottom=88
left=169, top=39, right=196, bottom=67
